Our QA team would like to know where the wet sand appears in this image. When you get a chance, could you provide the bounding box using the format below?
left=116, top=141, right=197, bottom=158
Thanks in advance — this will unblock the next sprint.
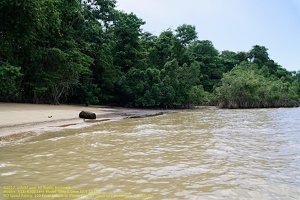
left=0, top=103, right=174, bottom=142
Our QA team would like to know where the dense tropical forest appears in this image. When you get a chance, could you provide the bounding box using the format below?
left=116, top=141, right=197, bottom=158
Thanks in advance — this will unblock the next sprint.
left=1, top=0, right=299, bottom=108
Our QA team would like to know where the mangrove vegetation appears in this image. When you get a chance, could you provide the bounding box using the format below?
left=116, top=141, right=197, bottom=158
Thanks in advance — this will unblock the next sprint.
left=0, top=0, right=299, bottom=108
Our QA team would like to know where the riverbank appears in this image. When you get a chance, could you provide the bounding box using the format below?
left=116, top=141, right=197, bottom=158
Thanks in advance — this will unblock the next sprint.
left=0, top=103, right=176, bottom=142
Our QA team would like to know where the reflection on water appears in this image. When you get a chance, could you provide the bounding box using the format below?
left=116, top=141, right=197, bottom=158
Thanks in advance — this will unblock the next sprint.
left=1, top=108, right=300, bottom=199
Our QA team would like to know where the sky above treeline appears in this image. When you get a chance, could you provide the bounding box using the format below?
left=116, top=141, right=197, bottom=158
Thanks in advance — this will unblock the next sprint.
left=116, top=0, right=300, bottom=72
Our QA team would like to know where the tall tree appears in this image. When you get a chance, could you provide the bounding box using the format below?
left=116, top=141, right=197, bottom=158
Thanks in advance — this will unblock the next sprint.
left=249, top=45, right=269, bottom=66
left=175, top=24, right=198, bottom=46
left=187, top=40, right=219, bottom=91
left=112, top=11, right=146, bottom=72
left=77, top=0, right=117, bottom=104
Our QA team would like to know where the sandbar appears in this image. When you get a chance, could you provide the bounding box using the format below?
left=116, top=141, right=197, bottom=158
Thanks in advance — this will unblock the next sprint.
left=0, top=103, right=173, bottom=142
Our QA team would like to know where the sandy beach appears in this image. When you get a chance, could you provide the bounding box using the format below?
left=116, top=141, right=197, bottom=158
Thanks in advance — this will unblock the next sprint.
left=0, top=103, right=173, bottom=142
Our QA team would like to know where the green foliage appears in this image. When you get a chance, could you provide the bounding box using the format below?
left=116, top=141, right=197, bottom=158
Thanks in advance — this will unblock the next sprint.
left=292, top=71, right=300, bottom=97
left=175, top=24, right=198, bottom=46
left=119, top=58, right=210, bottom=108
left=188, top=86, right=212, bottom=106
left=187, top=40, right=220, bottom=92
left=112, top=11, right=146, bottom=72
left=249, top=45, right=269, bottom=66
left=34, top=48, right=94, bottom=104
left=68, top=70, right=100, bottom=105
left=0, top=0, right=298, bottom=108
left=214, top=63, right=299, bottom=108
left=0, top=63, right=22, bottom=100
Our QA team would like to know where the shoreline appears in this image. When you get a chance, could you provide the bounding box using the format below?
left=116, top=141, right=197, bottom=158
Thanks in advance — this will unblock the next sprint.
left=0, top=103, right=177, bottom=142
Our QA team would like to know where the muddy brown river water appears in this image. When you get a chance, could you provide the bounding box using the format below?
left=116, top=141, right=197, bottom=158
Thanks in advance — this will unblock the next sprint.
left=1, top=108, right=300, bottom=199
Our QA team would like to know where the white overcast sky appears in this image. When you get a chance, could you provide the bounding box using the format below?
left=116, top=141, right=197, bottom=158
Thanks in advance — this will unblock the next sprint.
left=116, top=0, right=300, bottom=71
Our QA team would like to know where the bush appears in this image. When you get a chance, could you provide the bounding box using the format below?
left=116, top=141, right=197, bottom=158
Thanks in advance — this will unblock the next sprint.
left=214, top=63, right=299, bottom=108
left=0, top=64, right=22, bottom=101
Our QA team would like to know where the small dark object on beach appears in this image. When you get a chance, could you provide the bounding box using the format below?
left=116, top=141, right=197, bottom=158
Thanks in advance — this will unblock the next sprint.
left=79, top=111, right=96, bottom=119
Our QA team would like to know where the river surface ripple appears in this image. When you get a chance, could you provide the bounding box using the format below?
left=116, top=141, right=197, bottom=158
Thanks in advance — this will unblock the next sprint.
left=1, top=108, right=300, bottom=199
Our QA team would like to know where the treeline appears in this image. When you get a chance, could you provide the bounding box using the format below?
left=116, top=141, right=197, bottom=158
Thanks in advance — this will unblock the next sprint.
left=1, top=0, right=299, bottom=108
